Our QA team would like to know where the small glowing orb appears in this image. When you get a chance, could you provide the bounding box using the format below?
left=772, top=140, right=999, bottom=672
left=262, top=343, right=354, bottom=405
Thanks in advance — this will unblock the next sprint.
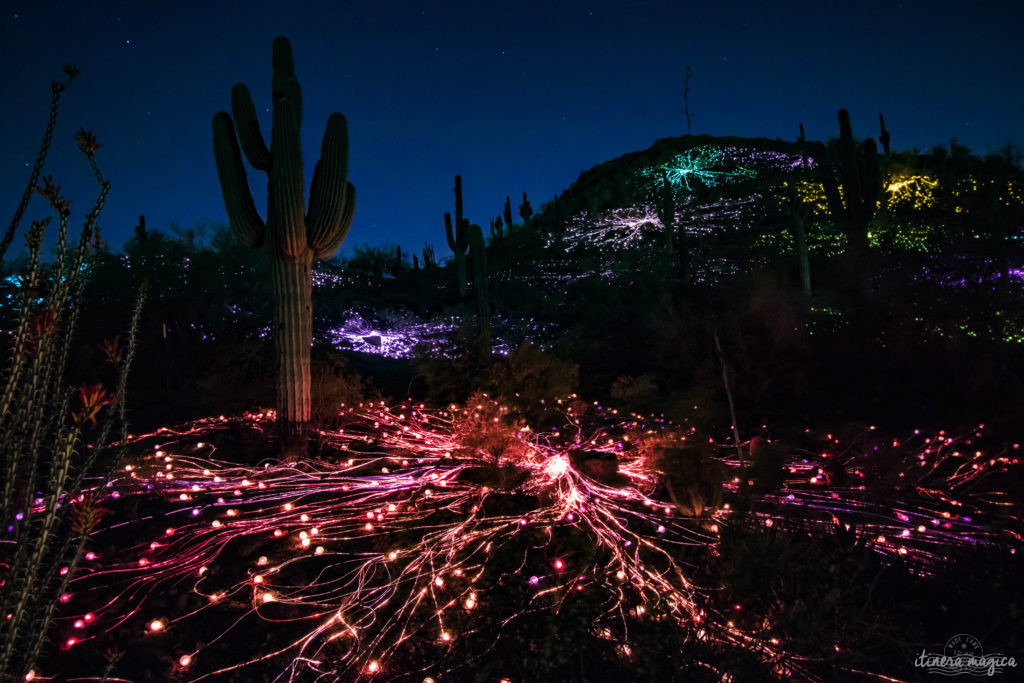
left=73, top=619, right=85, bottom=629
left=148, top=619, right=164, bottom=632
left=441, top=631, right=451, bottom=642
left=179, top=655, right=191, bottom=667
left=553, top=559, right=565, bottom=571
left=257, top=556, right=268, bottom=565
left=84, top=612, right=94, bottom=622
left=367, top=660, right=380, bottom=673
left=529, top=576, right=539, bottom=585
left=261, top=592, right=276, bottom=603
left=65, top=638, right=77, bottom=648
left=616, top=570, right=626, bottom=580
left=315, top=546, right=325, bottom=555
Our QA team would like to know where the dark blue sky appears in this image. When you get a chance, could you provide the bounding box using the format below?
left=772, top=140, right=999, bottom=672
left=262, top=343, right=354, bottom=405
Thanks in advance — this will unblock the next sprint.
left=2, top=1, right=1021, bottom=256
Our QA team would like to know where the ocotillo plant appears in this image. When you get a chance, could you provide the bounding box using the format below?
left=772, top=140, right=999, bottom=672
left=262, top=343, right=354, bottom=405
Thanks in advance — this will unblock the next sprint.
left=0, top=64, right=80, bottom=261
left=0, top=101, right=145, bottom=682
left=212, top=36, right=355, bottom=455
left=468, top=223, right=490, bottom=347
left=444, top=175, right=468, bottom=298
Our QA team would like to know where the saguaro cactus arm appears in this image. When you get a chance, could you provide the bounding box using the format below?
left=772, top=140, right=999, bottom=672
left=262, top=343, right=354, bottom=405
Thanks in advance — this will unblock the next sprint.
left=212, top=112, right=266, bottom=247
left=878, top=113, right=891, bottom=155
left=312, top=182, right=355, bottom=259
left=231, top=84, right=271, bottom=171
left=307, top=113, right=351, bottom=253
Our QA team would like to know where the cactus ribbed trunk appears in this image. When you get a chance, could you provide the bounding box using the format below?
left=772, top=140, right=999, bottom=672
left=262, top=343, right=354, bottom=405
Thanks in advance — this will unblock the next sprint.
left=793, top=214, right=812, bottom=296
left=271, top=254, right=312, bottom=454
left=455, top=249, right=467, bottom=300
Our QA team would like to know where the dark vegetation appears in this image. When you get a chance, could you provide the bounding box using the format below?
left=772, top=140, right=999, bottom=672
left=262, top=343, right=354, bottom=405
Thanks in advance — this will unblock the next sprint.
left=1, top=59, right=1022, bottom=682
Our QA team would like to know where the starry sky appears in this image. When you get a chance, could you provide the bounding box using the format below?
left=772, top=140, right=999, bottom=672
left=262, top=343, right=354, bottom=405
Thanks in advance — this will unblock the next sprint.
left=2, top=1, right=1021, bottom=257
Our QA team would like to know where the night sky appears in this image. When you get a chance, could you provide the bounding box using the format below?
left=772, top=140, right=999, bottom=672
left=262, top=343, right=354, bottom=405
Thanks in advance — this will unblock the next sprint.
left=2, top=1, right=1021, bottom=256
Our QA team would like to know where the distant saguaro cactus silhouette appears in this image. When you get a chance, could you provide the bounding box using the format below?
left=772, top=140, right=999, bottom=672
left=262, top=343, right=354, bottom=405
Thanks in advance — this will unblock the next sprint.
left=444, top=174, right=468, bottom=298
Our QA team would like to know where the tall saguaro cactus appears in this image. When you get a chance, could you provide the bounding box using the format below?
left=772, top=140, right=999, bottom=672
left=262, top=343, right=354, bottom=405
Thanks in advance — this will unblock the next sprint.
left=212, top=36, right=355, bottom=455
left=815, top=109, right=880, bottom=258
left=655, top=169, right=689, bottom=289
left=444, top=175, right=468, bottom=298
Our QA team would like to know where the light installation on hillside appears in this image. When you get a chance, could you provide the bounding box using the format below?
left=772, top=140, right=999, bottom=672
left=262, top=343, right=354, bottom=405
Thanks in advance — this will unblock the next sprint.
left=636, top=146, right=806, bottom=191
left=555, top=145, right=807, bottom=267
left=51, top=400, right=1021, bottom=682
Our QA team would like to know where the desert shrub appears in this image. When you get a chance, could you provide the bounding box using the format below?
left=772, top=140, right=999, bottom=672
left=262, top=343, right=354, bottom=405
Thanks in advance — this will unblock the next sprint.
left=748, top=435, right=786, bottom=490
left=649, top=441, right=724, bottom=517
left=487, top=342, right=578, bottom=427
left=413, top=319, right=490, bottom=404
left=195, top=339, right=275, bottom=417
left=449, top=390, right=528, bottom=464
left=309, top=345, right=372, bottom=430
left=609, top=372, right=659, bottom=408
